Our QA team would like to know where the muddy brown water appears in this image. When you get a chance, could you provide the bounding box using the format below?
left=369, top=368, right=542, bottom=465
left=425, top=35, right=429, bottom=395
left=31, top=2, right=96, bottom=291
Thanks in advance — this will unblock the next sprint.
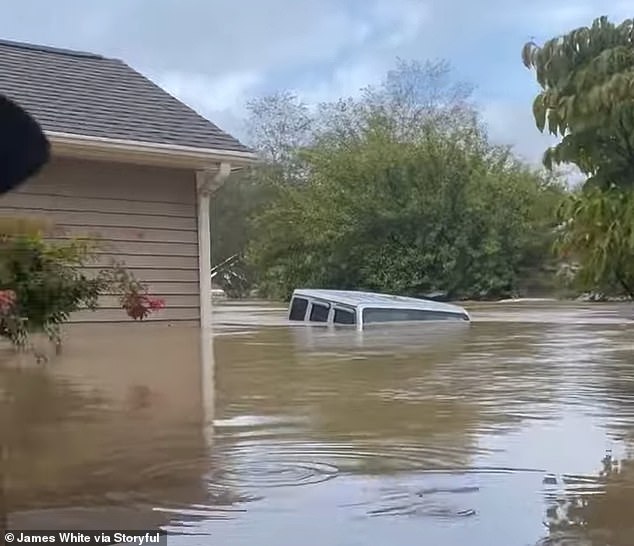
left=1, top=300, right=634, bottom=545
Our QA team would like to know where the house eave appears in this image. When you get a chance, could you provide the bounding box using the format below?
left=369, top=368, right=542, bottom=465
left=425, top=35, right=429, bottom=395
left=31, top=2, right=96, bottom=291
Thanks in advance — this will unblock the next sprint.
left=47, top=131, right=258, bottom=171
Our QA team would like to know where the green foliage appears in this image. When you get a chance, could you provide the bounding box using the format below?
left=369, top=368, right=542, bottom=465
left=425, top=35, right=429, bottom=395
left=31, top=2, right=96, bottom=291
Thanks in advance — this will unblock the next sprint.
left=555, top=186, right=634, bottom=297
left=246, top=78, right=565, bottom=300
left=211, top=169, right=281, bottom=298
left=523, top=16, right=634, bottom=299
left=249, top=157, right=563, bottom=300
left=522, top=16, right=634, bottom=190
left=0, top=234, right=105, bottom=347
left=212, top=58, right=567, bottom=301
left=210, top=90, right=320, bottom=298
left=0, top=223, right=164, bottom=354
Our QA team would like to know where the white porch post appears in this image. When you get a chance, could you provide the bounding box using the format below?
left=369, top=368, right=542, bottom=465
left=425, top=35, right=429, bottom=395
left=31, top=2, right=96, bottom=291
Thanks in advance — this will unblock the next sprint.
left=196, top=163, right=231, bottom=330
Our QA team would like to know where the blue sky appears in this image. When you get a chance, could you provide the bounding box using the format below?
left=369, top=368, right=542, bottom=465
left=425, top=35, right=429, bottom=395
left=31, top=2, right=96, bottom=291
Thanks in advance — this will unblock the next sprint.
left=0, top=0, right=630, bottom=166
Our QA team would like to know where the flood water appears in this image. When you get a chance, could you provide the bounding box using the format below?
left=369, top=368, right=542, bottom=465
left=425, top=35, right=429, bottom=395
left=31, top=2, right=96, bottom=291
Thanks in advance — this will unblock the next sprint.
left=2, top=300, right=634, bottom=545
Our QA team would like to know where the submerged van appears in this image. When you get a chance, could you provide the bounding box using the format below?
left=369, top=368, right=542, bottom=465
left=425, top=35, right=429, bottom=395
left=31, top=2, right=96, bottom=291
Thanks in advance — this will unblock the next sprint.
left=288, top=289, right=470, bottom=330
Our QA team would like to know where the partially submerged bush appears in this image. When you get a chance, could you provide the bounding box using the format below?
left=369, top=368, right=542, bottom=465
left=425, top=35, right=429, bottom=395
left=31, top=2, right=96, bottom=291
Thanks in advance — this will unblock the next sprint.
left=0, top=219, right=165, bottom=355
left=101, top=264, right=166, bottom=320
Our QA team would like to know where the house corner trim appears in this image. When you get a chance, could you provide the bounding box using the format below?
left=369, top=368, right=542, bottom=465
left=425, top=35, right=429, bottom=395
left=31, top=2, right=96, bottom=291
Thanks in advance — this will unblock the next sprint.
left=196, top=163, right=231, bottom=330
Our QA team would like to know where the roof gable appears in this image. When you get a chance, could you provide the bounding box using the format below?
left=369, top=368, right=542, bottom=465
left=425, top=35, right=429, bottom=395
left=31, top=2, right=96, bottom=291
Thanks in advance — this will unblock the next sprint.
left=0, top=39, right=252, bottom=154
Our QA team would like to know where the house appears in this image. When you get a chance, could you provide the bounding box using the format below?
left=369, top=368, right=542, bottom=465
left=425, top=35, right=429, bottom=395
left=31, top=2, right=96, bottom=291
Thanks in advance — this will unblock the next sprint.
left=0, top=39, right=256, bottom=327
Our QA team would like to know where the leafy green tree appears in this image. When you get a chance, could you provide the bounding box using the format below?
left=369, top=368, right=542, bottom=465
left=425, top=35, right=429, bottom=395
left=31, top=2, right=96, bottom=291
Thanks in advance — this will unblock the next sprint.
left=555, top=187, right=634, bottom=297
left=210, top=169, right=281, bottom=297
left=522, top=16, right=634, bottom=297
left=246, top=61, right=564, bottom=300
left=522, top=16, right=634, bottom=189
left=209, top=92, right=313, bottom=297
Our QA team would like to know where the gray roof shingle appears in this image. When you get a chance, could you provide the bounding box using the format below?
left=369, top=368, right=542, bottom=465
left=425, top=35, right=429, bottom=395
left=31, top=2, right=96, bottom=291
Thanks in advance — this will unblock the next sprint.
left=0, top=39, right=252, bottom=154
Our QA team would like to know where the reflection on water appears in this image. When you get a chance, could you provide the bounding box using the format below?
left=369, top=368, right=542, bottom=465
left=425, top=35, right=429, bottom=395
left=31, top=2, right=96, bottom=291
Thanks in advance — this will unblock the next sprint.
left=1, top=301, right=634, bottom=545
left=0, top=324, right=217, bottom=531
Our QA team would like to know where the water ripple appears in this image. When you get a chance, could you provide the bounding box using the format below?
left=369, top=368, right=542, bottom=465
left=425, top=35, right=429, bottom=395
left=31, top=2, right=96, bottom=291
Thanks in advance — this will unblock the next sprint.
left=210, top=458, right=339, bottom=489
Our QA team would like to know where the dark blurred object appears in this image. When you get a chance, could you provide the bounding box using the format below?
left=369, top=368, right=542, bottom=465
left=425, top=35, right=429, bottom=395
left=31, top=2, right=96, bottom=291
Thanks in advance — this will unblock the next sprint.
left=0, top=94, right=50, bottom=195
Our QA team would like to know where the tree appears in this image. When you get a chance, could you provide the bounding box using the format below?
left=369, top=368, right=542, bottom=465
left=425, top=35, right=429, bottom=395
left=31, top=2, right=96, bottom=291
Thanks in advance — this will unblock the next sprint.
left=315, top=59, right=478, bottom=148
left=522, top=16, right=634, bottom=298
left=246, top=61, right=565, bottom=301
left=209, top=92, right=315, bottom=297
left=555, top=187, right=634, bottom=297
left=522, top=16, right=634, bottom=190
left=244, top=91, right=313, bottom=180
left=210, top=169, right=280, bottom=297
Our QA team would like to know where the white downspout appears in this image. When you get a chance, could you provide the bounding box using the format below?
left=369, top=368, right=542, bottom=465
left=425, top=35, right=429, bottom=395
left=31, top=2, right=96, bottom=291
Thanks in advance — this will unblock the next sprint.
left=196, top=163, right=231, bottom=330
left=200, top=327, right=215, bottom=449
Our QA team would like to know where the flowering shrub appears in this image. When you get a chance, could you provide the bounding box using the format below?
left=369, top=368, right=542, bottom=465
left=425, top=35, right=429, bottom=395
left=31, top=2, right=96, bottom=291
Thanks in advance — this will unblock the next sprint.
left=0, top=222, right=166, bottom=354
left=100, top=262, right=166, bottom=320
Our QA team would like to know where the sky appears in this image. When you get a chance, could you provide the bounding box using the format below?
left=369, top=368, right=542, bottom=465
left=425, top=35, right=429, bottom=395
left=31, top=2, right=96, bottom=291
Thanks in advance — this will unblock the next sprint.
left=0, top=1, right=630, bottom=168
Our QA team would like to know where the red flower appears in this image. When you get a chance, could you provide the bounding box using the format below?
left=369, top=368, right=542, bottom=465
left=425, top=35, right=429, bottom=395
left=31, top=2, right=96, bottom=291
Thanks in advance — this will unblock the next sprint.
left=121, top=292, right=165, bottom=320
left=0, top=289, right=16, bottom=314
left=148, top=297, right=165, bottom=310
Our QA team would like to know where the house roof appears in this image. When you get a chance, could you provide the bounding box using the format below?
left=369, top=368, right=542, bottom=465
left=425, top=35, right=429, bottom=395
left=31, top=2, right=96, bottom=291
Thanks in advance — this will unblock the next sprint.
left=0, top=39, right=252, bottom=155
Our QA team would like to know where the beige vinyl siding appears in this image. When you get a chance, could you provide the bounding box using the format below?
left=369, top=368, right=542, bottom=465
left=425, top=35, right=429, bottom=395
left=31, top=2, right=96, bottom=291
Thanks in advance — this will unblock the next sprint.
left=0, top=207, right=196, bottom=230
left=0, top=156, right=200, bottom=323
left=47, top=225, right=197, bottom=244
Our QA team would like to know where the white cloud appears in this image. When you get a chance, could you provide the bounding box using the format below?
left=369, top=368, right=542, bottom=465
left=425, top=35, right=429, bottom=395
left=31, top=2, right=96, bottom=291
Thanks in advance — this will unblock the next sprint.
left=369, top=0, right=430, bottom=49
left=298, top=60, right=385, bottom=104
left=152, top=70, right=262, bottom=141
left=481, top=99, right=558, bottom=165
left=157, top=71, right=261, bottom=115
left=482, top=100, right=585, bottom=184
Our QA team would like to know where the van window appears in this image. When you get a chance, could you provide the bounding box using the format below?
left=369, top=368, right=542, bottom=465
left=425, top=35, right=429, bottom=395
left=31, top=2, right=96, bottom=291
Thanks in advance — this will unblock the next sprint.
left=309, top=302, right=330, bottom=322
left=362, top=308, right=466, bottom=323
left=333, top=308, right=356, bottom=325
left=289, top=297, right=309, bottom=320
